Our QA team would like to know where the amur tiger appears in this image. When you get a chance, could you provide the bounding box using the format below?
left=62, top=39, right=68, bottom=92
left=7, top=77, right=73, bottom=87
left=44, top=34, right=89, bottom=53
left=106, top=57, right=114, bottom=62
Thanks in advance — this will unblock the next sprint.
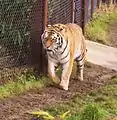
left=41, top=23, right=87, bottom=90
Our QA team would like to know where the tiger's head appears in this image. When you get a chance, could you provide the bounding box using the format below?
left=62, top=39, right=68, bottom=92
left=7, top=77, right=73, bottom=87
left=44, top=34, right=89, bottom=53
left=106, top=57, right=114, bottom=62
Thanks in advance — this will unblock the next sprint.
left=41, top=24, right=67, bottom=52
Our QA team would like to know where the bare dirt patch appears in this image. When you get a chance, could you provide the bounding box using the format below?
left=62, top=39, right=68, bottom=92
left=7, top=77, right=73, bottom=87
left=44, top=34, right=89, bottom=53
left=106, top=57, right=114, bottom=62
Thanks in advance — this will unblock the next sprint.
left=0, top=63, right=117, bottom=120
left=108, top=22, right=117, bottom=48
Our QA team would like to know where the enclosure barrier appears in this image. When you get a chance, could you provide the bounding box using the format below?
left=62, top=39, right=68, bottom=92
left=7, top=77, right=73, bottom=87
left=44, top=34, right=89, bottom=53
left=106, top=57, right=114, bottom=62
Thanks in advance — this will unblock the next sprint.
left=0, top=0, right=116, bottom=82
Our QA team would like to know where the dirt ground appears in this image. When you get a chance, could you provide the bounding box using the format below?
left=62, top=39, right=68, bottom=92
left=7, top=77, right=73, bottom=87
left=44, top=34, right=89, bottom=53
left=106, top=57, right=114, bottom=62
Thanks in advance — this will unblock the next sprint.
left=108, top=22, right=117, bottom=48
left=0, top=62, right=117, bottom=120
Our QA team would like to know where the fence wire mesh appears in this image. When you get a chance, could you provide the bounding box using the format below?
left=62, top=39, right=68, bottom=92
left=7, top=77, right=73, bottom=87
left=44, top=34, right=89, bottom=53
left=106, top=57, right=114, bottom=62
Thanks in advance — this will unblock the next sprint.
left=48, top=0, right=73, bottom=24
left=0, top=0, right=44, bottom=83
left=74, top=0, right=82, bottom=26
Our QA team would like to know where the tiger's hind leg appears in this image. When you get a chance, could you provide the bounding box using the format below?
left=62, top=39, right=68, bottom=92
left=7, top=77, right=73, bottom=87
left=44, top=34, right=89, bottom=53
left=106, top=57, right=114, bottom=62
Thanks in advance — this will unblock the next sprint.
left=76, top=63, right=84, bottom=81
left=75, top=52, right=86, bottom=81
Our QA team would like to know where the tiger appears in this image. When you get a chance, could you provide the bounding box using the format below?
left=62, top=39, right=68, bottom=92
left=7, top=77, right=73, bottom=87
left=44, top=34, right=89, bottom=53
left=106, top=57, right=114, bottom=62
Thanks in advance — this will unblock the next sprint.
left=41, top=23, right=87, bottom=90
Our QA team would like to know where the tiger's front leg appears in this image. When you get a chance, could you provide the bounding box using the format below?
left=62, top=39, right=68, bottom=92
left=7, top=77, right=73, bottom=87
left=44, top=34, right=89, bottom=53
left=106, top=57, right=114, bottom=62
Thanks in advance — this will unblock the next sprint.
left=48, top=60, right=60, bottom=84
left=60, top=58, right=74, bottom=90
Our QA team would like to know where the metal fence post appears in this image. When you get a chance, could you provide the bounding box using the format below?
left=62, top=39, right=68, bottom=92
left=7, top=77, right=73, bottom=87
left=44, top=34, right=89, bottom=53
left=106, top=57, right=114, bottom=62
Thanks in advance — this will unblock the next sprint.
left=91, top=0, right=94, bottom=18
left=72, top=0, right=75, bottom=23
left=44, top=0, right=48, bottom=29
left=82, top=0, right=87, bottom=34
left=41, top=0, right=48, bottom=74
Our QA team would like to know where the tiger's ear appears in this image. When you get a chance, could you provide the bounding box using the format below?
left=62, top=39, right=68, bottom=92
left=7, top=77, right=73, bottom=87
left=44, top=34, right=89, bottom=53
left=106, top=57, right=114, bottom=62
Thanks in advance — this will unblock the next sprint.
left=46, top=24, right=51, bottom=29
left=59, top=26, right=67, bottom=32
left=44, top=24, right=51, bottom=30
left=47, top=24, right=51, bottom=27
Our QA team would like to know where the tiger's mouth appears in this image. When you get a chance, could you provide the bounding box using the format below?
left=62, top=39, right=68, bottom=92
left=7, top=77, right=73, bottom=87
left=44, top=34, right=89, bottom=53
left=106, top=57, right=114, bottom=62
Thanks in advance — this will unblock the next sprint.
left=46, top=49, right=52, bottom=52
left=44, top=46, right=52, bottom=52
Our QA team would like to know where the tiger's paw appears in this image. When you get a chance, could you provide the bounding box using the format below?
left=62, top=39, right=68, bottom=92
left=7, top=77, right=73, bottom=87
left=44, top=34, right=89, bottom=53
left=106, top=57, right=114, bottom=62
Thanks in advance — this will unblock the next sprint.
left=78, top=76, right=83, bottom=81
left=52, top=76, right=60, bottom=84
left=60, top=81, right=69, bottom=91
left=75, top=75, right=83, bottom=81
left=79, top=77, right=83, bottom=81
left=60, top=84, right=68, bottom=91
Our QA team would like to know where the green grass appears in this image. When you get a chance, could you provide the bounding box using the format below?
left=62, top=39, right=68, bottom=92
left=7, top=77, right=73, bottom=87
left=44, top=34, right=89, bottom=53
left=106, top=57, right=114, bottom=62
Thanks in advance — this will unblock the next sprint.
left=0, top=71, right=51, bottom=99
left=43, top=77, right=117, bottom=120
left=86, top=11, right=117, bottom=44
left=0, top=63, right=76, bottom=99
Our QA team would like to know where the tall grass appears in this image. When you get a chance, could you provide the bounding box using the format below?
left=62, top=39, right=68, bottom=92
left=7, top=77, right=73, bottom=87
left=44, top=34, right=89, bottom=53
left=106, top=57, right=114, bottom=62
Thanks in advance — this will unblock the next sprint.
left=67, top=104, right=108, bottom=120
left=86, top=11, right=117, bottom=44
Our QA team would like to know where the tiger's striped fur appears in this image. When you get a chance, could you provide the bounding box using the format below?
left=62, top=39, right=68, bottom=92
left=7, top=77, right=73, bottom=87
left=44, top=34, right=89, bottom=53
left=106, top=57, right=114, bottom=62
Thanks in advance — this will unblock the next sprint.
left=41, top=23, right=87, bottom=90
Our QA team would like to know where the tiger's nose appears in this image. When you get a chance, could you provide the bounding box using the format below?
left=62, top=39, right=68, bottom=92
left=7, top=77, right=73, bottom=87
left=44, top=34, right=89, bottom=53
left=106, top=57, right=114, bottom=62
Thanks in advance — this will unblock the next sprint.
left=45, top=40, right=53, bottom=48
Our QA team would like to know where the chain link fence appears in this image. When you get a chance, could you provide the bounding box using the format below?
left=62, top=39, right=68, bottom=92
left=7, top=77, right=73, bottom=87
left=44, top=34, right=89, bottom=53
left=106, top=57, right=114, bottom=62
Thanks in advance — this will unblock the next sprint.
left=0, top=0, right=44, bottom=83
left=48, top=0, right=73, bottom=24
left=74, top=0, right=82, bottom=26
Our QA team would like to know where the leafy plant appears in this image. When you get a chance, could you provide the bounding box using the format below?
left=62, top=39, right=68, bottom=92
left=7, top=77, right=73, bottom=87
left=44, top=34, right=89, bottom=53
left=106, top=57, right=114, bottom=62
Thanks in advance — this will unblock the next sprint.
left=0, top=70, right=50, bottom=99
left=80, top=104, right=108, bottom=120
left=28, top=110, right=70, bottom=120
left=86, top=11, right=117, bottom=44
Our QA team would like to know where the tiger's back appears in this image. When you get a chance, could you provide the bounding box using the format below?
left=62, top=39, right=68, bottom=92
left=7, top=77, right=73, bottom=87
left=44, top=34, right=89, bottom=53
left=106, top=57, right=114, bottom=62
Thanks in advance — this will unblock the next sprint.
left=65, top=23, right=86, bottom=60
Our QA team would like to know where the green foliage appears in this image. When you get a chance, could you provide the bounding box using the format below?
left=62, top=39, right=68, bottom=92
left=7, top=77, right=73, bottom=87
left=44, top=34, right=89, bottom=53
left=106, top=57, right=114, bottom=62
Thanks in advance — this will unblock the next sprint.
left=44, top=104, right=108, bottom=120
left=86, top=12, right=117, bottom=44
left=66, top=114, right=80, bottom=120
left=93, top=78, right=117, bottom=115
left=79, top=104, right=108, bottom=120
left=29, top=110, right=55, bottom=120
left=67, top=104, right=108, bottom=120
left=0, top=70, right=50, bottom=99
left=56, top=65, right=62, bottom=78
left=28, top=110, right=70, bottom=120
